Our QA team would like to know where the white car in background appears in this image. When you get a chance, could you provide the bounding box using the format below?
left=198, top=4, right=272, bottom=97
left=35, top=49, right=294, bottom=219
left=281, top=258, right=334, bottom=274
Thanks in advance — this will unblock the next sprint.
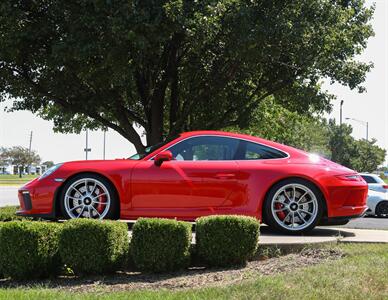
left=360, top=173, right=388, bottom=193
left=365, top=190, right=388, bottom=217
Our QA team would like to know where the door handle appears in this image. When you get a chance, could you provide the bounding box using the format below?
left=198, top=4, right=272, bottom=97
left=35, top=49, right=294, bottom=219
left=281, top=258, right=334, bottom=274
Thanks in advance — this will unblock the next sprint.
left=215, top=173, right=236, bottom=179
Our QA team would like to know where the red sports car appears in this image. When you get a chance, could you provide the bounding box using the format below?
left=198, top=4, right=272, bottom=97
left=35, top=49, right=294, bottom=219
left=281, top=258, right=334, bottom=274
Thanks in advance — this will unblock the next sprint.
left=17, top=131, right=368, bottom=233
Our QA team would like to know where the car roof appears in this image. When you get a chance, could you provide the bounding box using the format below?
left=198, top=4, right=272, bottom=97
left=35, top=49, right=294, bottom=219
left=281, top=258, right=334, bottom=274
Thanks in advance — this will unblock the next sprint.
left=169, top=130, right=307, bottom=158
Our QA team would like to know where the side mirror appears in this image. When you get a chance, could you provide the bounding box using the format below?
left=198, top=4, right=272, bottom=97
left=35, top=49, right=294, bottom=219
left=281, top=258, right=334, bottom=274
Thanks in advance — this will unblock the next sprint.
left=154, top=150, right=173, bottom=167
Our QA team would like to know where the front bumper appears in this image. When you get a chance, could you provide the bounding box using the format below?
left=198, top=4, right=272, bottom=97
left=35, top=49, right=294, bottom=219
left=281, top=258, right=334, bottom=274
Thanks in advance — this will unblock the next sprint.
left=16, top=177, right=62, bottom=218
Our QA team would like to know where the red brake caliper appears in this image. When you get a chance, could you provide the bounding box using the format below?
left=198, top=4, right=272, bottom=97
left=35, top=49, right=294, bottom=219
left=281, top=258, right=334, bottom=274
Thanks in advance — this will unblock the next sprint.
left=275, top=203, right=286, bottom=220
left=96, top=187, right=105, bottom=213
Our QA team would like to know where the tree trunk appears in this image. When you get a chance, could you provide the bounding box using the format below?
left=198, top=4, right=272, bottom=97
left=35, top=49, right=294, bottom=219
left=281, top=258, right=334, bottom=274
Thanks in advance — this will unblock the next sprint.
left=169, top=66, right=179, bottom=129
left=149, top=97, right=165, bottom=146
left=19, top=166, right=22, bottom=178
left=118, top=127, right=145, bottom=155
left=132, top=138, right=146, bottom=155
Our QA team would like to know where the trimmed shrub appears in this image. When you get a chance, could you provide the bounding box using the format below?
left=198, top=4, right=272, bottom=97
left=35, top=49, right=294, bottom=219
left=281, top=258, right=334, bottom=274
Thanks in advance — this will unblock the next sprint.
left=0, top=221, right=62, bottom=279
left=0, top=206, right=26, bottom=222
left=196, top=215, right=260, bottom=267
left=59, top=219, right=129, bottom=275
left=0, top=222, right=3, bottom=279
left=131, top=218, right=192, bottom=272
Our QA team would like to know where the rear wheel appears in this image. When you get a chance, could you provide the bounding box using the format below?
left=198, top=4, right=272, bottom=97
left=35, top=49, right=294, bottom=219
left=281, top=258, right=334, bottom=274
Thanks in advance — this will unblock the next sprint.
left=263, top=178, right=324, bottom=234
left=59, top=173, right=118, bottom=219
left=375, top=201, right=388, bottom=218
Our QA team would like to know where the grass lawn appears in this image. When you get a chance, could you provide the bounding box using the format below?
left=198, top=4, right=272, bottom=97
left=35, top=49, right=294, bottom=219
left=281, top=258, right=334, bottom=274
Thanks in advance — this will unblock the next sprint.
left=0, top=243, right=387, bottom=299
left=0, top=174, right=38, bottom=186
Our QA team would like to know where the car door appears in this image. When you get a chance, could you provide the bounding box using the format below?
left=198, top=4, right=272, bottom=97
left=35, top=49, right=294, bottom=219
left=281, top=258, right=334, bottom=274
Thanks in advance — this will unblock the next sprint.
left=130, top=135, right=244, bottom=217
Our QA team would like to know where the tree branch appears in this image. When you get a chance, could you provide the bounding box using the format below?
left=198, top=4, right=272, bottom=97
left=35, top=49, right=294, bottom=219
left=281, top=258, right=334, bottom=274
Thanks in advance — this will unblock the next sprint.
left=8, top=65, right=146, bottom=152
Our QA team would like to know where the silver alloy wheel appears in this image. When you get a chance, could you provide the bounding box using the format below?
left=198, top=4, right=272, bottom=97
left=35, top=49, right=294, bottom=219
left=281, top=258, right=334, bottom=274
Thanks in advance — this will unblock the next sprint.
left=271, top=183, right=318, bottom=231
left=64, top=178, right=111, bottom=219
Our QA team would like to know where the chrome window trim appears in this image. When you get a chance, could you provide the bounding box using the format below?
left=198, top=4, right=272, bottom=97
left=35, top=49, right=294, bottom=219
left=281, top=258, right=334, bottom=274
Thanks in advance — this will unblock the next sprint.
left=148, top=134, right=290, bottom=161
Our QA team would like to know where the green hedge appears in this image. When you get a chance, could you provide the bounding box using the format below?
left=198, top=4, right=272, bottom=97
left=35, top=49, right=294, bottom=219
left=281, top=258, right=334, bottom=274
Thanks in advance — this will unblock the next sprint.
left=196, top=215, right=260, bottom=267
left=0, top=222, right=3, bottom=279
left=59, top=219, right=129, bottom=275
left=131, top=218, right=192, bottom=272
left=0, top=221, right=62, bottom=279
left=0, top=206, right=26, bottom=222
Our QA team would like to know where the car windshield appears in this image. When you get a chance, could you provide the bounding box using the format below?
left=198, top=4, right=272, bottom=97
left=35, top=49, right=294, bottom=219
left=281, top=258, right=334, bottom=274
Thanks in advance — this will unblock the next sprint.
left=128, top=135, right=180, bottom=160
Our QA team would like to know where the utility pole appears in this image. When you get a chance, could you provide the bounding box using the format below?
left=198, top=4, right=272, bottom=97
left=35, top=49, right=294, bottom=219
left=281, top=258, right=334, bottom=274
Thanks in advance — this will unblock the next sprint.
left=340, top=100, right=344, bottom=125
left=28, top=131, right=33, bottom=174
left=28, top=131, right=33, bottom=154
left=366, top=121, right=369, bottom=141
left=103, top=129, right=107, bottom=160
left=84, top=129, right=91, bottom=160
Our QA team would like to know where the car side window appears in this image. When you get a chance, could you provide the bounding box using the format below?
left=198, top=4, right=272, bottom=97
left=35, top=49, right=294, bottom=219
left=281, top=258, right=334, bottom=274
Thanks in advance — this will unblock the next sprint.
left=362, top=176, right=377, bottom=183
left=169, top=136, right=239, bottom=161
left=239, top=141, right=287, bottom=160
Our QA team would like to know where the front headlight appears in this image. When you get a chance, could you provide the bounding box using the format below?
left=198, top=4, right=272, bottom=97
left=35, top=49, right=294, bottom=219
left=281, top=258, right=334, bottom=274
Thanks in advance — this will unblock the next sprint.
left=39, top=163, right=63, bottom=180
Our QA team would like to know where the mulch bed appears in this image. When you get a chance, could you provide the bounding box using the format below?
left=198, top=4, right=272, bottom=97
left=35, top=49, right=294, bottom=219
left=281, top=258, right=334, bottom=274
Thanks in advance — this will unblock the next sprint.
left=0, top=248, right=344, bottom=293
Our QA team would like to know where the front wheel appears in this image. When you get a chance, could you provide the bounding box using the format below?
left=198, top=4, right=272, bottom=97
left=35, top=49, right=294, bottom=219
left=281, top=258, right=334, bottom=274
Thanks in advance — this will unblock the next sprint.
left=263, top=178, right=324, bottom=234
left=59, top=173, right=119, bottom=219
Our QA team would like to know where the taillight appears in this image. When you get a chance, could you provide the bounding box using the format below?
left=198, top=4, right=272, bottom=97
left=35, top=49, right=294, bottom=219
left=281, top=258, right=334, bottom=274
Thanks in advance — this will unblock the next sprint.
left=335, top=174, right=364, bottom=182
left=383, top=185, right=388, bottom=189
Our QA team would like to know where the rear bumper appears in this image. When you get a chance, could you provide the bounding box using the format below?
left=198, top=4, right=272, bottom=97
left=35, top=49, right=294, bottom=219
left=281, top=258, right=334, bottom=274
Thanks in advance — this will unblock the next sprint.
left=328, top=204, right=369, bottom=219
left=324, top=179, right=368, bottom=219
left=320, top=209, right=368, bottom=226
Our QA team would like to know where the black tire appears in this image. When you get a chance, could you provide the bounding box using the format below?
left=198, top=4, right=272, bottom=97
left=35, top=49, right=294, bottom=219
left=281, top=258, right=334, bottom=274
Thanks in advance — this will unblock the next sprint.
left=59, top=173, right=119, bottom=220
left=263, top=178, right=324, bottom=234
left=375, top=201, right=388, bottom=218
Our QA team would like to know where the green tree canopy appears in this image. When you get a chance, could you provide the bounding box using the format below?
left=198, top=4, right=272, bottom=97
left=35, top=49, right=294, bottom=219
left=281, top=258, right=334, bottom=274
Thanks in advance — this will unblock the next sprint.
left=350, top=139, right=386, bottom=173
left=42, top=161, right=55, bottom=168
left=226, top=97, right=331, bottom=157
left=325, top=120, right=386, bottom=172
left=327, top=120, right=356, bottom=167
left=230, top=109, right=386, bottom=172
left=0, top=0, right=374, bottom=152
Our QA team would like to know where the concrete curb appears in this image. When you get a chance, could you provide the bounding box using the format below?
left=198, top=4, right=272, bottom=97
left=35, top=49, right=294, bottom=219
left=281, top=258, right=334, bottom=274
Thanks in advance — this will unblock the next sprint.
left=257, top=226, right=388, bottom=251
left=332, top=227, right=388, bottom=244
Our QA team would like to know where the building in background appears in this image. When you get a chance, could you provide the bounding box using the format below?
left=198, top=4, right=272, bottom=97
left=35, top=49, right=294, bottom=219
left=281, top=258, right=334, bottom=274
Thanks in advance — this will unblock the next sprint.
left=0, top=163, right=47, bottom=175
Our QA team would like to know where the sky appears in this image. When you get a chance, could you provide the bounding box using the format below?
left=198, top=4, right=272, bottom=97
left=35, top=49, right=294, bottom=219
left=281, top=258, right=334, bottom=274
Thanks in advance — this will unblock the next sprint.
left=0, top=0, right=387, bottom=165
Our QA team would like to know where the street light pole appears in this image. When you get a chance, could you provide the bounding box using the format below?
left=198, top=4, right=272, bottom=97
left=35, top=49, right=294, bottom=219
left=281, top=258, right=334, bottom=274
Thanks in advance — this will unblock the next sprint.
left=28, top=131, right=33, bottom=174
left=340, top=100, right=344, bottom=125
left=84, top=129, right=91, bottom=160
left=345, top=117, right=369, bottom=141
left=103, top=129, right=107, bottom=160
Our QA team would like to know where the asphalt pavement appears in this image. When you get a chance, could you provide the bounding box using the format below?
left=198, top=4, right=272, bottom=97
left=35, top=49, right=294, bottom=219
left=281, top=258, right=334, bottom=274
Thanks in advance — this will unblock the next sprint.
left=0, top=186, right=19, bottom=207
left=339, top=216, right=388, bottom=230
left=1, top=185, right=387, bottom=230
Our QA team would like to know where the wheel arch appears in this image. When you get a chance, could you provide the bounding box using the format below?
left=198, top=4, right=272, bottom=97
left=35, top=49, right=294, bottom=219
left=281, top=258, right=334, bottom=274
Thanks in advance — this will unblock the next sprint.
left=260, top=175, right=328, bottom=224
left=375, top=200, right=388, bottom=216
left=54, top=171, right=121, bottom=219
